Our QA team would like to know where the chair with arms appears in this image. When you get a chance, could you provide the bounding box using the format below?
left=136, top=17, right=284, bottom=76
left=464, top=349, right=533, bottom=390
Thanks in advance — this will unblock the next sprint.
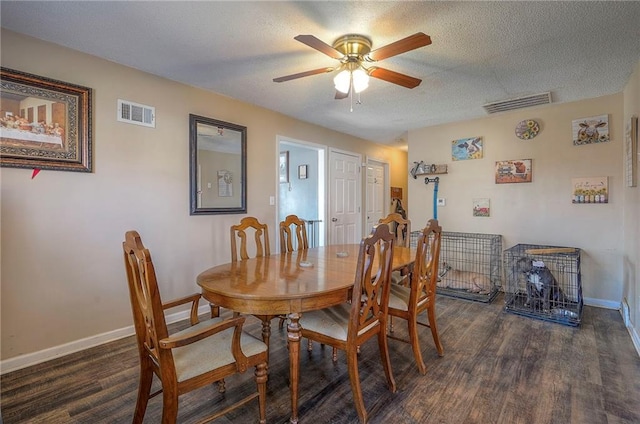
left=299, top=224, right=397, bottom=423
left=123, top=231, right=268, bottom=424
left=387, top=219, right=444, bottom=375
left=378, top=212, right=412, bottom=286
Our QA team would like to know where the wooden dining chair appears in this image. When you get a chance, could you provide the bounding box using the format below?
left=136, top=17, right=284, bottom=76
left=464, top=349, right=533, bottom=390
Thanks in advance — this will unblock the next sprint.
left=231, top=216, right=271, bottom=262
left=123, top=231, right=268, bottom=424
left=279, top=214, right=309, bottom=253
left=299, top=224, right=396, bottom=423
left=278, top=214, right=308, bottom=329
left=387, top=219, right=444, bottom=375
left=378, top=212, right=412, bottom=285
left=230, top=217, right=280, bottom=348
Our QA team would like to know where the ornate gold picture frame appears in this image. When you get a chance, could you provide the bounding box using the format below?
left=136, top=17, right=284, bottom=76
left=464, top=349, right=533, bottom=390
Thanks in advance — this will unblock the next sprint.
left=0, top=67, right=92, bottom=172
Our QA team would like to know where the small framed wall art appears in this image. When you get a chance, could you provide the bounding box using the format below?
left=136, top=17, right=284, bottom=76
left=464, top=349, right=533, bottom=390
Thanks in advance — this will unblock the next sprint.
left=452, top=136, right=483, bottom=160
left=473, top=198, right=490, bottom=217
left=572, top=114, right=610, bottom=145
left=495, top=159, right=532, bottom=184
left=298, top=164, right=308, bottom=179
left=572, top=176, right=608, bottom=203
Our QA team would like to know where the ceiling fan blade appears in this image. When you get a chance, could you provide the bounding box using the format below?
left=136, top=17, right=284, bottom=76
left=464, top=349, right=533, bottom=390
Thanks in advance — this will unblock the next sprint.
left=294, top=35, right=344, bottom=59
left=368, top=67, right=422, bottom=89
left=365, top=32, right=432, bottom=62
left=335, top=90, right=349, bottom=100
left=273, top=67, right=334, bottom=83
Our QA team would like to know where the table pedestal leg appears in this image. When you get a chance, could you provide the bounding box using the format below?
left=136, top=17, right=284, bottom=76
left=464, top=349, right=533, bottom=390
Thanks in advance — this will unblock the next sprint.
left=260, top=317, right=271, bottom=352
left=287, top=312, right=301, bottom=424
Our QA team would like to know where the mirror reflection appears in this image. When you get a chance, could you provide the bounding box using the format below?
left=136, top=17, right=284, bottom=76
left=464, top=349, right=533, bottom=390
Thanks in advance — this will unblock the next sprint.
left=189, top=114, right=246, bottom=215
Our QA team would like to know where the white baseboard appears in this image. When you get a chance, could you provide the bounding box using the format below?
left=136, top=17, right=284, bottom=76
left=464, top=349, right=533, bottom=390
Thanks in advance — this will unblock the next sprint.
left=583, top=297, right=620, bottom=310
left=0, top=305, right=211, bottom=375
left=627, top=323, right=640, bottom=357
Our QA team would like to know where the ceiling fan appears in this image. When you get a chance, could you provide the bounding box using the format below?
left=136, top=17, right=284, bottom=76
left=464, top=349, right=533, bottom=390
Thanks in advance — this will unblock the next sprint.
left=273, top=32, right=432, bottom=100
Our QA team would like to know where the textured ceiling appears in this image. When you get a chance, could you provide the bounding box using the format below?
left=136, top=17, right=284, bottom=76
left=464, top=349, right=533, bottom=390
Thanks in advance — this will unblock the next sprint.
left=2, top=1, right=640, bottom=148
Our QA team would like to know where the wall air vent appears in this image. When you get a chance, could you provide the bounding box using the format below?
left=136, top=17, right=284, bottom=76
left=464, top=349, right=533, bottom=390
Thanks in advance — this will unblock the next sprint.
left=117, top=99, right=155, bottom=128
left=483, top=92, right=552, bottom=114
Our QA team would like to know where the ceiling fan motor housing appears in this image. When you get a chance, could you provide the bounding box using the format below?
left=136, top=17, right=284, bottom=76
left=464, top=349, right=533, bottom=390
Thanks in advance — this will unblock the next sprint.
left=332, top=35, right=372, bottom=61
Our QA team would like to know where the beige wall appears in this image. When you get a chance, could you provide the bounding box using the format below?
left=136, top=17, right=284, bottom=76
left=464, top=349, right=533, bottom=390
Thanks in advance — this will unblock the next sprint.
left=408, top=94, right=625, bottom=304
left=622, top=59, right=640, bottom=347
left=0, top=30, right=407, bottom=362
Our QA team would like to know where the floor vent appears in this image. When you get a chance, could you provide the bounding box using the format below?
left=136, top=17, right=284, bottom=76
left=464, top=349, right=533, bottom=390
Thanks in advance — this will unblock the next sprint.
left=117, top=99, right=155, bottom=128
left=483, top=92, right=552, bottom=114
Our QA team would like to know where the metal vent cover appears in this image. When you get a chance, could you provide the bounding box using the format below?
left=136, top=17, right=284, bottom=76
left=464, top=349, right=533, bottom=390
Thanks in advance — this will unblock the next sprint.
left=483, top=92, right=552, bottom=114
left=117, top=99, right=155, bottom=128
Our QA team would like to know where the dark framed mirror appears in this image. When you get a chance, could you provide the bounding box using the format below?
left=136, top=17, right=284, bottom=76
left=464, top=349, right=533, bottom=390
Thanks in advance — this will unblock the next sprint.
left=189, top=114, right=246, bottom=215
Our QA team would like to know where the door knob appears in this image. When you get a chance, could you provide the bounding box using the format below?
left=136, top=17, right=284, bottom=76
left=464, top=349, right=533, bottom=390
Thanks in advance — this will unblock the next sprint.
left=331, top=218, right=338, bottom=222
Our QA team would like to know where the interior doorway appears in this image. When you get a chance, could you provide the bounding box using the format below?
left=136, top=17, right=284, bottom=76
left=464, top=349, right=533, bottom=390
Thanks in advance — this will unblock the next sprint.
left=365, top=158, right=390, bottom=235
left=328, top=148, right=362, bottom=245
left=277, top=137, right=325, bottom=249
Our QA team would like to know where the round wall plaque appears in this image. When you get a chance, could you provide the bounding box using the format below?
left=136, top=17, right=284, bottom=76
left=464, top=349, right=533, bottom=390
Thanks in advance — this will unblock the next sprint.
left=515, top=119, right=540, bottom=140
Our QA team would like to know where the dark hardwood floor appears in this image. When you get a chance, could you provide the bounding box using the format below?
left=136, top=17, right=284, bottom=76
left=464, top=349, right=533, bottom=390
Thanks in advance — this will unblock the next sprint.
left=2, top=294, right=640, bottom=423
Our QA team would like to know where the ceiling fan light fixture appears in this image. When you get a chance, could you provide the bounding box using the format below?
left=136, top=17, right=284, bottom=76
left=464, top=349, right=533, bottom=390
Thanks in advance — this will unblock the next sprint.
left=275, top=32, right=430, bottom=96
left=334, top=67, right=370, bottom=94
left=334, top=70, right=351, bottom=94
left=352, top=68, right=369, bottom=93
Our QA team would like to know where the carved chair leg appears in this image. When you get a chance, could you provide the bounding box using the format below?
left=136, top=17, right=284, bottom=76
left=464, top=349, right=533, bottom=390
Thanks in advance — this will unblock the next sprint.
left=427, top=306, right=444, bottom=356
left=161, top=386, right=179, bottom=424
left=377, top=328, right=397, bottom=393
left=346, top=348, right=367, bottom=423
left=133, top=363, right=153, bottom=424
left=408, top=314, right=427, bottom=375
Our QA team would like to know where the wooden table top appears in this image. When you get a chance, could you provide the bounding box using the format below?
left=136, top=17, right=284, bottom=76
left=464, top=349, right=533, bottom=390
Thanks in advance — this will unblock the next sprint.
left=197, top=244, right=414, bottom=315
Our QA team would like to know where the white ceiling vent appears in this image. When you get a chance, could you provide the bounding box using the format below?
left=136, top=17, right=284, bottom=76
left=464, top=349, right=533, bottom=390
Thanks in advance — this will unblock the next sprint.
left=483, top=92, right=552, bottom=114
left=117, top=99, right=155, bottom=128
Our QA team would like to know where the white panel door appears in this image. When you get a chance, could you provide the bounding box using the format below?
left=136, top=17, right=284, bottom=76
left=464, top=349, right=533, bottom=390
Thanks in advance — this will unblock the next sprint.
left=329, top=150, right=361, bottom=245
left=365, top=162, right=385, bottom=235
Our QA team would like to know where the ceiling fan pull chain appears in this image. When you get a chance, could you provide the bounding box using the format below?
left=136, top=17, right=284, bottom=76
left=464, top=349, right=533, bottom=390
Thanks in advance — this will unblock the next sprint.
left=349, top=74, right=354, bottom=112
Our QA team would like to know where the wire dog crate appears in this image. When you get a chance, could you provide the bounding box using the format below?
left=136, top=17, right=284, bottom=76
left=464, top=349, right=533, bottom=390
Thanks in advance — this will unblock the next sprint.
left=412, top=231, right=502, bottom=303
left=503, top=244, right=582, bottom=326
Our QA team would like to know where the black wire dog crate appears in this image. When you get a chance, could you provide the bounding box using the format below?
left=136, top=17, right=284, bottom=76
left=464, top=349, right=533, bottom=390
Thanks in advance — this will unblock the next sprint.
left=503, top=244, right=582, bottom=326
left=412, top=231, right=502, bottom=302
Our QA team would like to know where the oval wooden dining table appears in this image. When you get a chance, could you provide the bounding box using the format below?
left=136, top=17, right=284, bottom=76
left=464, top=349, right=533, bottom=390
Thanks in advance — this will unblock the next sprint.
left=197, top=243, right=415, bottom=424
